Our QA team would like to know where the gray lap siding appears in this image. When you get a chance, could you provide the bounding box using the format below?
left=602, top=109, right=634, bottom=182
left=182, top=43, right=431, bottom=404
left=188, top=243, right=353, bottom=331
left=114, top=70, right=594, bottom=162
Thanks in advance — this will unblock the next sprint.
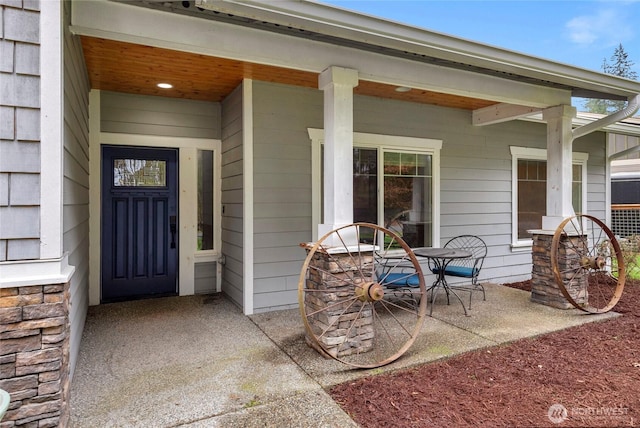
left=249, top=81, right=607, bottom=308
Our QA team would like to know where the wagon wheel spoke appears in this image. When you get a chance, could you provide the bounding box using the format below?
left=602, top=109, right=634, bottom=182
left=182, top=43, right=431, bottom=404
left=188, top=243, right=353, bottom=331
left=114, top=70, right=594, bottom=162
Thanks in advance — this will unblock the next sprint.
left=298, top=223, right=427, bottom=368
left=551, top=214, right=625, bottom=313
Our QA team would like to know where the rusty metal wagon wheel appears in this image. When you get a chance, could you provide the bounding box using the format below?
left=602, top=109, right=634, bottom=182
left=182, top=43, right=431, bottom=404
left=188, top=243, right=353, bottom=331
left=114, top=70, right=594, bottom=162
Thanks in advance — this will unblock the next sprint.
left=551, top=214, right=625, bottom=313
left=298, top=223, right=427, bottom=368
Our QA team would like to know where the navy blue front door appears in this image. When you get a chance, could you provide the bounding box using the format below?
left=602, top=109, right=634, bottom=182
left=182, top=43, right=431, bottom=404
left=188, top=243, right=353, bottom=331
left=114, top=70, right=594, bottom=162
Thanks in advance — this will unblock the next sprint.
left=101, top=146, right=178, bottom=302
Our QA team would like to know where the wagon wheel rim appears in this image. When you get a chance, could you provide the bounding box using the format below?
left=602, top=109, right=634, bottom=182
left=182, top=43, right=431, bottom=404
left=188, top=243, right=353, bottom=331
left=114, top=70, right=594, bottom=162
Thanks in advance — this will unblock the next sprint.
left=551, top=214, right=625, bottom=313
left=298, top=223, right=427, bottom=368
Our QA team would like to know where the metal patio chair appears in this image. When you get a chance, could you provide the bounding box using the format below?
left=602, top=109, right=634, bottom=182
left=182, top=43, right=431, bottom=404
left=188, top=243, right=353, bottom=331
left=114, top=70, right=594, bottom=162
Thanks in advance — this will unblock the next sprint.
left=429, top=235, right=487, bottom=309
left=374, top=249, right=422, bottom=309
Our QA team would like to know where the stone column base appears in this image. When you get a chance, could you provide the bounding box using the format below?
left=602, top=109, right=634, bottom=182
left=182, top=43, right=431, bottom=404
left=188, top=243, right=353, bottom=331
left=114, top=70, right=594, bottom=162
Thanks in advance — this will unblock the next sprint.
left=303, top=249, right=374, bottom=358
left=0, top=282, right=70, bottom=427
left=531, top=232, right=587, bottom=309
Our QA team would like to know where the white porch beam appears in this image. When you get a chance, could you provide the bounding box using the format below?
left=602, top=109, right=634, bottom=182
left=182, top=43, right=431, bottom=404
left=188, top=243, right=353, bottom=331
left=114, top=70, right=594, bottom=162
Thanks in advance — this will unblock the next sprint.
left=542, top=105, right=577, bottom=231
left=318, top=67, right=358, bottom=242
left=70, top=0, right=570, bottom=108
left=472, top=103, right=541, bottom=126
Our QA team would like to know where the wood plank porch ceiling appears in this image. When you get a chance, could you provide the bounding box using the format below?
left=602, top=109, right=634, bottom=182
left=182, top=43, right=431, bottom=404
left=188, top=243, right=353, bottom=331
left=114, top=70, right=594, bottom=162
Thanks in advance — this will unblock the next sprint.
left=81, top=36, right=497, bottom=110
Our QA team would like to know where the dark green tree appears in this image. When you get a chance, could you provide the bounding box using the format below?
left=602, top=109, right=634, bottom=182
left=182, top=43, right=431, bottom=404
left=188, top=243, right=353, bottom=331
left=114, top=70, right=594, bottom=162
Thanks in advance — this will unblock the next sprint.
left=583, top=44, right=637, bottom=114
left=604, top=44, right=638, bottom=79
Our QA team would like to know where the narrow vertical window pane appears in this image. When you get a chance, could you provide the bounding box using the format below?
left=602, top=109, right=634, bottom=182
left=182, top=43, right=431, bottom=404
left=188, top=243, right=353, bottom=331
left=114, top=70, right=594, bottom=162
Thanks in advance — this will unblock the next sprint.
left=320, top=145, right=324, bottom=223
left=538, top=162, right=547, bottom=180
left=517, top=159, right=546, bottom=239
left=526, top=161, right=538, bottom=180
left=197, top=150, right=214, bottom=250
left=572, top=165, right=582, bottom=214
left=353, top=148, right=378, bottom=224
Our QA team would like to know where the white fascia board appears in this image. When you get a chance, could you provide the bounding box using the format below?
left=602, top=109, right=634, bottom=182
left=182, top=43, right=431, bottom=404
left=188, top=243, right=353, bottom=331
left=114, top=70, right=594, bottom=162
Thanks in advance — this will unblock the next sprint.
left=611, top=148, right=640, bottom=162
left=583, top=121, right=640, bottom=137
left=198, top=0, right=640, bottom=99
left=522, top=112, right=640, bottom=137
left=357, top=57, right=570, bottom=108
left=70, top=0, right=569, bottom=108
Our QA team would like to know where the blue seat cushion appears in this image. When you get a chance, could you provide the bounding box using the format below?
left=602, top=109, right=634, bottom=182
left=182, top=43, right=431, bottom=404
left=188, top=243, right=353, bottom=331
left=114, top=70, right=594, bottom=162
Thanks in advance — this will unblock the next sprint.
left=432, top=266, right=478, bottom=278
left=380, top=272, right=420, bottom=288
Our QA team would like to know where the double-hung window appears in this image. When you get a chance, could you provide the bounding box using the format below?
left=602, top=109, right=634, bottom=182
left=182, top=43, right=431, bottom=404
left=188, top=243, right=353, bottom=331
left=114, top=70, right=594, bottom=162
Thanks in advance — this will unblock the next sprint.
left=310, top=129, right=442, bottom=248
left=510, top=147, right=588, bottom=249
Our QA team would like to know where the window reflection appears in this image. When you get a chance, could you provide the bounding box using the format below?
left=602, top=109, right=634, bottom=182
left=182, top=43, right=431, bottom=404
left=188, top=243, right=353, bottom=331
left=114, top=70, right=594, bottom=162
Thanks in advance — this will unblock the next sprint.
left=321, top=146, right=434, bottom=248
left=197, top=150, right=214, bottom=251
left=517, top=159, right=582, bottom=239
left=113, top=159, right=166, bottom=187
left=353, top=148, right=378, bottom=224
left=383, top=152, right=432, bottom=248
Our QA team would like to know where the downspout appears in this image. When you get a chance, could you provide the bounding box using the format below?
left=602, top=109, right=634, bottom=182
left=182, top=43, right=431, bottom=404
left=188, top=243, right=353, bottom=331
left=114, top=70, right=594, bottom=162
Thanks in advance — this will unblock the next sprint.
left=572, top=94, right=640, bottom=141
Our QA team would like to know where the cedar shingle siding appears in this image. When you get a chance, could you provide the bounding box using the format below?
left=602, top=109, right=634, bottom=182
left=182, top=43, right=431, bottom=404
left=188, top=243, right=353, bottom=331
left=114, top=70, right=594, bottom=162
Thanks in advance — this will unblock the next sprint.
left=0, top=1, right=41, bottom=262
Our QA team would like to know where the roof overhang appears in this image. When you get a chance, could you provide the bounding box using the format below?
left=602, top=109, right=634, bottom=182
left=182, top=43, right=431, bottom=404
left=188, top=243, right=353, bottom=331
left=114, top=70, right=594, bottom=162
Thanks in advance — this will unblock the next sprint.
left=71, top=0, right=640, bottom=110
left=193, top=0, right=640, bottom=101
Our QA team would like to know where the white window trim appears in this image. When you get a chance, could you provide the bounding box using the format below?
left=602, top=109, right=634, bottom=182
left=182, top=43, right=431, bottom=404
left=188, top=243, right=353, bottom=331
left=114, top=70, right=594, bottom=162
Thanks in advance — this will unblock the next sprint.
left=510, top=146, right=588, bottom=250
left=309, top=128, right=442, bottom=244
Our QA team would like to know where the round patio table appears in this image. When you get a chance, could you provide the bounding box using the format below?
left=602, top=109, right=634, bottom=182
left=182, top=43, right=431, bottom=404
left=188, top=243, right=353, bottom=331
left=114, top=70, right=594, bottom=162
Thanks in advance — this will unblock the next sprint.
left=413, top=247, right=472, bottom=316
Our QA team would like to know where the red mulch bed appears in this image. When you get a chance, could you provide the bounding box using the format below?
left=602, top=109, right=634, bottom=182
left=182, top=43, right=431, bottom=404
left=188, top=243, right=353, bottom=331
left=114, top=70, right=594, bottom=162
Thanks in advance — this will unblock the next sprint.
left=330, top=280, right=640, bottom=427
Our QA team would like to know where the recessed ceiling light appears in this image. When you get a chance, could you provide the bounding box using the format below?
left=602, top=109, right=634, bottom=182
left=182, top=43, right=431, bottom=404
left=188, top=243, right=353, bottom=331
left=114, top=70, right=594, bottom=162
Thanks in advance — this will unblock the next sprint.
left=395, top=86, right=411, bottom=93
left=157, top=83, right=173, bottom=89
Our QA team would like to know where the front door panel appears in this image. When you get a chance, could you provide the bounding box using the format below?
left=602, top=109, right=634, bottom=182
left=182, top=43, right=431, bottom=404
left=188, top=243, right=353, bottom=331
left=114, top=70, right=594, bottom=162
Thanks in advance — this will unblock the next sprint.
left=101, top=146, right=178, bottom=302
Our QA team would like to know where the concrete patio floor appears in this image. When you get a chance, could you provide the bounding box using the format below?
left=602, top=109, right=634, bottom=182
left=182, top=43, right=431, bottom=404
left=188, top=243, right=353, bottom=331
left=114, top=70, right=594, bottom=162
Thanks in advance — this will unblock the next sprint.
left=68, top=283, right=617, bottom=427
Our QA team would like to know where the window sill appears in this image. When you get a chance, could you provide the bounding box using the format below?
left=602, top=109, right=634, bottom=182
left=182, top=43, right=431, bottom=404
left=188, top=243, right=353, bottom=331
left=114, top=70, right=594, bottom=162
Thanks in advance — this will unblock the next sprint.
left=511, top=240, right=533, bottom=252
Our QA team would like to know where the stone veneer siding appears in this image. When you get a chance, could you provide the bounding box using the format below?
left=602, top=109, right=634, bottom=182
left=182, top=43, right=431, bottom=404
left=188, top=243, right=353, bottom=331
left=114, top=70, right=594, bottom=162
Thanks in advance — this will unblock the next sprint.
left=531, top=233, right=587, bottom=309
left=0, top=283, right=70, bottom=427
left=304, top=250, right=375, bottom=357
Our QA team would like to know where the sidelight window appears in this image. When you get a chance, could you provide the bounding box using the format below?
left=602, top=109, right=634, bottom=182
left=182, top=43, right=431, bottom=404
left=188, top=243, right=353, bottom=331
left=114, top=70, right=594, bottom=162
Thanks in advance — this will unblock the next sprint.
left=197, top=150, right=215, bottom=251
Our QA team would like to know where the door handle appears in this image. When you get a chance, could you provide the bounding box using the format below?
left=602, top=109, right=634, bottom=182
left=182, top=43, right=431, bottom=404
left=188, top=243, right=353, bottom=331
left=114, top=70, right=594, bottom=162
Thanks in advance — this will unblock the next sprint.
left=170, top=215, right=177, bottom=249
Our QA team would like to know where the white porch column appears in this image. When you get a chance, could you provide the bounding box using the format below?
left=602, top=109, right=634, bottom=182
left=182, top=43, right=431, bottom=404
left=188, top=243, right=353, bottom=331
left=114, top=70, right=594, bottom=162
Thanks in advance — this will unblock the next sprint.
left=542, top=104, right=577, bottom=231
left=318, top=66, right=359, bottom=242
